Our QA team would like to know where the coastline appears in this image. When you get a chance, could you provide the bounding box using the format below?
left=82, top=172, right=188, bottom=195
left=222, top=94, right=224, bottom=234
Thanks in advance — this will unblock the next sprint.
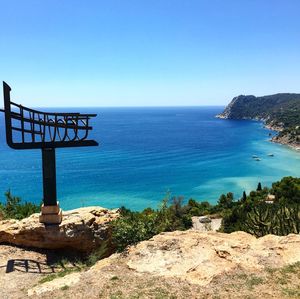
left=263, top=124, right=300, bottom=152
left=216, top=114, right=300, bottom=152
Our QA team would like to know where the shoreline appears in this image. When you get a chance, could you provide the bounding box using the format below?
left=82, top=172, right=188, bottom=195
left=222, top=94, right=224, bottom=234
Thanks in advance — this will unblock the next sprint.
left=216, top=114, right=300, bottom=152
left=264, top=124, right=300, bottom=152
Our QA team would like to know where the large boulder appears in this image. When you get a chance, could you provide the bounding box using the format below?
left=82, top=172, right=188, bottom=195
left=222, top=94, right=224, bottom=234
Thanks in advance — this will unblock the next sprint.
left=126, top=230, right=300, bottom=286
left=0, top=206, right=119, bottom=253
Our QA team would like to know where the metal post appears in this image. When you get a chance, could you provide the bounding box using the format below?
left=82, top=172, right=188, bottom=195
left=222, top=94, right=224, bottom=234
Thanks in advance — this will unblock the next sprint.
left=42, top=148, right=57, bottom=206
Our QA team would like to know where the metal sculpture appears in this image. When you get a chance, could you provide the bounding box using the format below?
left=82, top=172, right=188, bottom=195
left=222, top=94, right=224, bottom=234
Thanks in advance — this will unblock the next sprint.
left=1, top=82, right=99, bottom=223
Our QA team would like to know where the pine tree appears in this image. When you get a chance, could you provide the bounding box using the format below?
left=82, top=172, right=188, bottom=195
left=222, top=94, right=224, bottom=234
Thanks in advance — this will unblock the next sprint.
left=242, top=191, right=247, bottom=202
left=257, top=182, right=262, bottom=191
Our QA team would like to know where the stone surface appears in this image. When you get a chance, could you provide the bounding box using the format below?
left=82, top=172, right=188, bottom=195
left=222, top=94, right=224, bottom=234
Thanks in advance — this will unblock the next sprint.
left=41, top=202, right=61, bottom=214
left=1, top=229, right=300, bottom=298
left=28, top=272, right=81, bottom=296
left=126, top=230, right=300, bottom=286
left=192, top=216, right=222, bottom=231
left=0, top=206, right=119, bottom=253
left=39, top=209, right=62, bottom=224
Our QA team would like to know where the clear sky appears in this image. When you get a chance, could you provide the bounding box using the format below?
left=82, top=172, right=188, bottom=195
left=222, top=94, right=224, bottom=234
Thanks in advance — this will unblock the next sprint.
left=0, top=0, right=300, bottom=107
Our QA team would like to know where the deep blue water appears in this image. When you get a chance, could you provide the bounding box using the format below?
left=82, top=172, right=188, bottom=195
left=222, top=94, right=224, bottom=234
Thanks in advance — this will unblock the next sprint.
left=0, top=107, right=299, bottom=210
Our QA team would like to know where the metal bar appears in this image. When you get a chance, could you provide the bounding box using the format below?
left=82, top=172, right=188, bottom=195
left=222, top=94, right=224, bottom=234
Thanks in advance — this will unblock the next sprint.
left=42, top=148, right=57, bottom=206
left=8, top=139, right=99, bottom=149
left=12, top=126, right=42, bottom=135
left=38, top=112, right=43, bottom=141
left=53, top=115, right=57, bottom=141
left=82, top=116, right=89, bottom=140
left=3, top=83, right=14, bottom=148
left=10, top=113, right=93, bottom=130
left=30, top=111, right=35, bottom=142
left=42, top=113, right=46, bottom=142
left=20, top=106, right=25, bottom=143
left=10, top=102, right=96, bottom=118
left=10, top=102, right=80, bottom=116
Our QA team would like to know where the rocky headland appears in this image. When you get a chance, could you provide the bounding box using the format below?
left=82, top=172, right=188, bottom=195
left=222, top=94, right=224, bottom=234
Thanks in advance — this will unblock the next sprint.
left=217, top=94, right=300, bottom=151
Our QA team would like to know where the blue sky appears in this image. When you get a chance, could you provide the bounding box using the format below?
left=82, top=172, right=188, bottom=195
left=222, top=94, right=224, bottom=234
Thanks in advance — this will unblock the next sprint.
left=0, top=0, right=300, bottom=107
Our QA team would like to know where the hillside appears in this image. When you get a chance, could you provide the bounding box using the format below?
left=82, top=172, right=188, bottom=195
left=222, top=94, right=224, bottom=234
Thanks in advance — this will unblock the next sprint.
left=217, top=94, right=300, bottom=149
left=1, top=231, right=300, bottom=299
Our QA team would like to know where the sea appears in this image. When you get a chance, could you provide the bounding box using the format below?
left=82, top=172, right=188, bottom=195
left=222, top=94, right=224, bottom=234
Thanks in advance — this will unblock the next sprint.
left=0, top=106, right=299, bottom=211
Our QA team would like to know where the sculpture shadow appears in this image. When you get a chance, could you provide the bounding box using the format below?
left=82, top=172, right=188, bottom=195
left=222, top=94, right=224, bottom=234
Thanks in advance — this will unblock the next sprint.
left=5, top=259, right=56, bottom=274
left=1, top=246, right=85, bottom=275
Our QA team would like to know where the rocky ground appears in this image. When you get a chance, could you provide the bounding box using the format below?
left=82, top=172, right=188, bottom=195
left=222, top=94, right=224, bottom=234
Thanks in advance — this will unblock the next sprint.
left=0, top=206, right=119, bottom=253
left=1, top=230, right=300, bottom=299
left=191, top=216, right=222, bottom=232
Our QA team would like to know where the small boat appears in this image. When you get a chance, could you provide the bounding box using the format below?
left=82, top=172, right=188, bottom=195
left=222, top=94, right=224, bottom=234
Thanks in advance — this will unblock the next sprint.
left=267, top=153, right=274, bottom=157
left=252, top=155, right=259, bottom=159
left=254, top=158, right=261, bottom=161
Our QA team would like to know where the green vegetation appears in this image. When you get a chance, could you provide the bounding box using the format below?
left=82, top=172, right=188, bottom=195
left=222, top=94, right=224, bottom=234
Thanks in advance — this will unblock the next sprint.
left=0, top=190, right=40, bottom=220
left=268, top=262, right=300, bottom=297
left=85, top=240, right=110, bottom=266
left=110, top=276, right=119, bottom=281
left=110, top=196, right=193, bottom=252
left=220, top=177, right=300, bottom=236
left=1, top=177, right=299, bottom=256
left=38, top=259, right=86, bottom=284
left=110, top=177, right=300, bottom=251
left=244, top=275, right=264, bottom=290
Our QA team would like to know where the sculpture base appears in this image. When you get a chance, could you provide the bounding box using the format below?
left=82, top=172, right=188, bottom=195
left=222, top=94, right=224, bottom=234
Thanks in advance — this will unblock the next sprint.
left=39, top=202, right=62, bottom=224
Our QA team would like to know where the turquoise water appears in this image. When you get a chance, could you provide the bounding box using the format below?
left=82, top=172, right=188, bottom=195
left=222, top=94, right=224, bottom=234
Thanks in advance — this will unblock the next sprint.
left=0, top=107, right=299, bottom=210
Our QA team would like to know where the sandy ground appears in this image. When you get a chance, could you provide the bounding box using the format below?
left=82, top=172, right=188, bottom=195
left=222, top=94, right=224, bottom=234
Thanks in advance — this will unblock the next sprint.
left=0, top=244, right=82, bottom=299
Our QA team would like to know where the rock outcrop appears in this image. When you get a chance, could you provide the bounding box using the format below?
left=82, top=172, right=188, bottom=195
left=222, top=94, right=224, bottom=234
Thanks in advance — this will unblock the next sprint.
left=126, top=230, right=300, bottom=286
left=0, top=206, right=119, bottom=253
left=216, top=93, right=300, bottom=150
left=1, top=229, right=300, bottom=298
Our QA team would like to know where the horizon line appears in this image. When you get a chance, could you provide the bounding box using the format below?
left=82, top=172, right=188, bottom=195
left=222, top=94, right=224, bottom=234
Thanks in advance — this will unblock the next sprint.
left=1, top=104, right=226, bottom=109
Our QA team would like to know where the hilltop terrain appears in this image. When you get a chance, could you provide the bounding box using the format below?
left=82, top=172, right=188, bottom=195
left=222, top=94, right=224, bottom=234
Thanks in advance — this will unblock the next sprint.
left=1, top=230, right=300, bottom=299
left=217, top=93, right=300, bottom=149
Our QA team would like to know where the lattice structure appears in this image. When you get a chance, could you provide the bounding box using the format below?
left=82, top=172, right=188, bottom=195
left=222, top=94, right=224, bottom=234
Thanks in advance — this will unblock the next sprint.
left=1, top=82, right=99, bottom=223
left=2, top=82, right=98, bottom=149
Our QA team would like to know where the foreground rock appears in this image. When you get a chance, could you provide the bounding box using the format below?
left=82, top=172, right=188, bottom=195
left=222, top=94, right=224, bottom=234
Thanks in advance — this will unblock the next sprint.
left=127, top=230, right=300, bottom=286
left=0, top=206, right=119, bottom=253
left=1, top=230, right=300, bottom=298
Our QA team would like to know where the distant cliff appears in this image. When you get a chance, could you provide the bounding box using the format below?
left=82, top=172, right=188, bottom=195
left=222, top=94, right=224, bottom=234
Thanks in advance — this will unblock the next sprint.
left=217, top=94, right=300, bottom=150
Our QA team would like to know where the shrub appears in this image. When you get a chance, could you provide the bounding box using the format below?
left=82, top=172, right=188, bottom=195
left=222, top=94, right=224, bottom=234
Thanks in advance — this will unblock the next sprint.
left=110, top=196, right=192, bottom=252
left=0, top=190, right=40, bottom=220
left=220, top=178, right=300, bottom=236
